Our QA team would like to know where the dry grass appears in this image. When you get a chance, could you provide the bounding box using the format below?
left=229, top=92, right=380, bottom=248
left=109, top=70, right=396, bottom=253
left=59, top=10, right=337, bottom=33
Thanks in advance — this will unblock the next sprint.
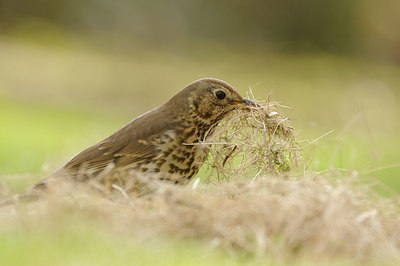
left=1, top=96, right=400, bottom=265
left=1, top=173, right=400, bottom=265
left=205, top=93, right=302, bottom=181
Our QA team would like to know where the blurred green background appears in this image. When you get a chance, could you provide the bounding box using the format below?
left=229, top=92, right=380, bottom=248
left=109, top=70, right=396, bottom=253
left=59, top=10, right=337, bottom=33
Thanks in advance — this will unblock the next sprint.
left=0, top=0, right=399, bottom=192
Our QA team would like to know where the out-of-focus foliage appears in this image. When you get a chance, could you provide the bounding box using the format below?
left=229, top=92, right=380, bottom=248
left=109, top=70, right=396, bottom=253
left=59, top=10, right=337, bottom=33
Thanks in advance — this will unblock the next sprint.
left=0, top=0, right=400, bottom=61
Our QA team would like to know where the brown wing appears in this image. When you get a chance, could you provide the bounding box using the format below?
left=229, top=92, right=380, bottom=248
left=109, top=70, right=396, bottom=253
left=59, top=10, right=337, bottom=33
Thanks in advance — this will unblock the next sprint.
left=62, top=128, right=158, bottom=173
left=24, top=123, right=164, bottom=198
left=50, top=106, right=178, bottom=178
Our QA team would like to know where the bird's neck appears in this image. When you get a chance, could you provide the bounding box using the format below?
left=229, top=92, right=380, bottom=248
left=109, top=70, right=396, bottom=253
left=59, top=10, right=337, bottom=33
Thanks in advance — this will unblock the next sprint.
left=193, top=118, right=216, bottom=143
left=176, top=114, right=217, bottom=145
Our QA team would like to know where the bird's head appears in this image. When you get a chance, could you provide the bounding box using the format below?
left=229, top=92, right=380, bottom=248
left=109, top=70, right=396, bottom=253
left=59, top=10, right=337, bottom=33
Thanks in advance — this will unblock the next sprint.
left=169, top=78, right=257, bottom=124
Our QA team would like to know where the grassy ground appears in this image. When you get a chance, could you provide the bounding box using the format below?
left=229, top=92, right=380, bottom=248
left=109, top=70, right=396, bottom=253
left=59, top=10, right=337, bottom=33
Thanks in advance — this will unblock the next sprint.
left=1, top=37, right=400, bottom=265
left=0, top=228, right=255, bottom=266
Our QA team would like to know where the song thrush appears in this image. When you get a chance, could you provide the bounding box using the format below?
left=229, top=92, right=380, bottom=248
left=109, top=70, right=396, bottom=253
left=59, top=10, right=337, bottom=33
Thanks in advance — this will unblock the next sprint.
left=1, top=78, right=256, bottom=205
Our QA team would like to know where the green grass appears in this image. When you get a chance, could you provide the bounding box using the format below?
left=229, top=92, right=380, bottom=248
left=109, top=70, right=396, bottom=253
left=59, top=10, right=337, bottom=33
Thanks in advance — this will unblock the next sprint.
left=0, top=224, right=352, bottom=266
left=0, top=97, right=123, bottom=173
left=0, top=225, right=257, bottom=266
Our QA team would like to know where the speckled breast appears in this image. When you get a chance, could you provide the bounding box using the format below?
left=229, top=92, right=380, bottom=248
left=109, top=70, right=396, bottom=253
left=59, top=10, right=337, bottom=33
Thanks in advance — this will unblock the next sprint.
left=135, top=128, right=212, bottom=184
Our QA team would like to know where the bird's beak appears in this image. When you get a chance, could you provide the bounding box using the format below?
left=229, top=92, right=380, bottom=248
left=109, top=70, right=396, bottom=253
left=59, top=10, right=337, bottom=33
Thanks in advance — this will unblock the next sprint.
left=242, top=98, right=260, bottom=107
left=229, top=98, right=260, bottom=108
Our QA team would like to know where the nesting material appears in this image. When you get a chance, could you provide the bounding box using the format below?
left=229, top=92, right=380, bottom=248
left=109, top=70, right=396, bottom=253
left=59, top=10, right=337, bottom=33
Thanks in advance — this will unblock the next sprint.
left=205, top=94, right=302, bottom=181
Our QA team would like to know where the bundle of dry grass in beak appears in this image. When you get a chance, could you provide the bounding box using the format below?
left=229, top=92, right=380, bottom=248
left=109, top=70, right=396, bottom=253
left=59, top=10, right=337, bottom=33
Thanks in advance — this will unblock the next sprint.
left=205, top=93, right=303, bottom=182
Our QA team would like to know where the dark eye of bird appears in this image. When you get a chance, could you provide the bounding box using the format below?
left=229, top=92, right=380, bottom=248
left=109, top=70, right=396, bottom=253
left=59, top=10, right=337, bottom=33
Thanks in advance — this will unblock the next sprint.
left=215, top=90, right=226, bottom=100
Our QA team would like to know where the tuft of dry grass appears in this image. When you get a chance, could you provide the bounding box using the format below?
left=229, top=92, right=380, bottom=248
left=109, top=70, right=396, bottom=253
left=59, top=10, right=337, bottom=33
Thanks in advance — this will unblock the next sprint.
left=205, top=93, right=303, bottom=181
left=1, top=173, right=400, bottom=265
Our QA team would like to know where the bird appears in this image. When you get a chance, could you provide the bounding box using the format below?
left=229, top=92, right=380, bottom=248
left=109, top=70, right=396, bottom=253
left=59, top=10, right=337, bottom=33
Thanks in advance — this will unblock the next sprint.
left=1, top=78, right=256, bottom=205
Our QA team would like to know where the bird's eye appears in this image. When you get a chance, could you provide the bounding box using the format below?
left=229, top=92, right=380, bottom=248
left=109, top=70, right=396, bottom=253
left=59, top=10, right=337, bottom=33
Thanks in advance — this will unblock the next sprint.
left=215, top=90, right=226, bottom=100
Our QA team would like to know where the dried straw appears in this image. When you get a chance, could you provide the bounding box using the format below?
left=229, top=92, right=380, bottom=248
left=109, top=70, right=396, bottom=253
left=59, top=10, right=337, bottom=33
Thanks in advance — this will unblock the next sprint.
left=205, top=93, right=303, bottom=182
